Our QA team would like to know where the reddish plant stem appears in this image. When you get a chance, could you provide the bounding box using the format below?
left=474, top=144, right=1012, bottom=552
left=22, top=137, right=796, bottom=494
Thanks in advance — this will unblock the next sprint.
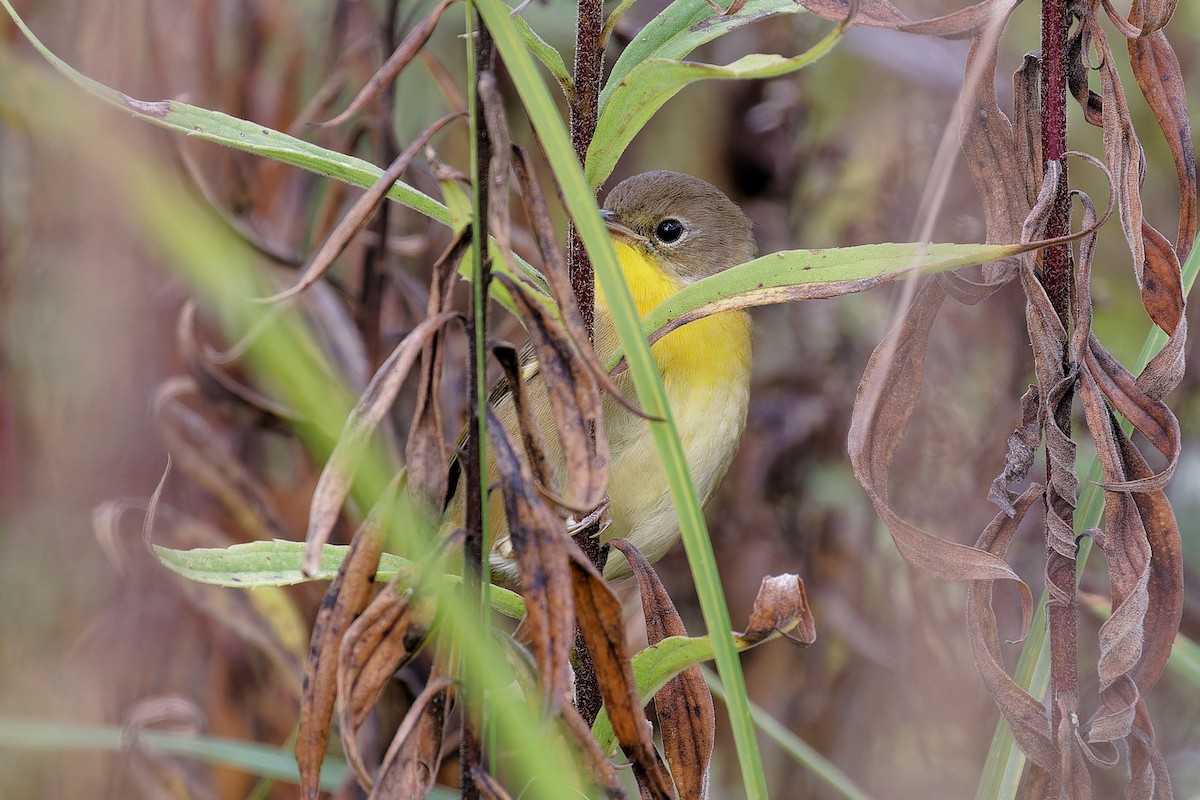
left=567, top=0, right=604, bottom=340
left=568, top=0, right=608, bottom=729
left=1039, top=0, right=1078, bottom=785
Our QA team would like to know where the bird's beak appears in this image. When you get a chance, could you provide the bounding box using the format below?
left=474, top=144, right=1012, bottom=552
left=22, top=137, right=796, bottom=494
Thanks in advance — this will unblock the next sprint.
left=600, top=209, right=638, bottom=243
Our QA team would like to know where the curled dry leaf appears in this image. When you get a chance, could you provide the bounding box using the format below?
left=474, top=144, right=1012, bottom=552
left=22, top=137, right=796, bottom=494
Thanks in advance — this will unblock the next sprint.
left=509, top=146, right=645, bottom=417
left=847, top=281, right=1032, bottom=590
left=178, top=301, right=301, bottom=422
left=370, top=670, right=454, bottom=800
left=493, top=343, right=554, bottom=490
left=319, top=0, right=459, bottom=128
left=153, top=377, right=289, bottom=540
left=966, top=486, right=1052, bottom=769
left=337, top=577, right=436, bottom=791
left=122, top=696, right=212, bottom=800
left=297, top=482, right=394, bottom=799
left=486, top=406, right=574, bottom=710
left=1128, top=29, right=1196, bottom=264
left=493, top=272, right=608, bottom=514
left=406, top=230, right=468, bottom=509
left=611, top=539, right=715, bottom=800
left=558, top=701, right=627, bottom=799
left=739, top=573, right=817, bottom=648
left=303, top=310, right=460, bottom=576
left=261, top=111, right=462, bottom=305
left=569, top=544, right=675, bottom=800
left=799, top=0, right=1018, bottom=40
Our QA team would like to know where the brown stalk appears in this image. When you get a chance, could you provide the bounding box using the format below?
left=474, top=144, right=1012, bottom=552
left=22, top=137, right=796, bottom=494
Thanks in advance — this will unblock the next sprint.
left=566, top=0, right=609, bottom=732
left=1039, top=2, right=1081, bottom=795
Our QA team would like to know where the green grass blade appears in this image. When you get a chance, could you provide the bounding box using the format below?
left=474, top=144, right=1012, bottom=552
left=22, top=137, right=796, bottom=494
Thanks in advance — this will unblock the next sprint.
left=473, top=0, right=769, bottom=795
left=512, top=13, right=570, bottom=90
left=975, top=233, right=1200, bottom=799
left=0, top=718, right=349, bottom=791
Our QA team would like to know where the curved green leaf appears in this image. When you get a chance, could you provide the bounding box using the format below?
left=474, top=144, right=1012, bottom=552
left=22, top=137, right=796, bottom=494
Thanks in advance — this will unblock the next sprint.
left=588, top=25, right=842, bottom=187
left=602, top=0, right=807, bottom=109
left=154, top=541, right=527, bottom=620
left=513, top=13, right=570, bottom=91
left=606, top=241, right=1037, bottom=371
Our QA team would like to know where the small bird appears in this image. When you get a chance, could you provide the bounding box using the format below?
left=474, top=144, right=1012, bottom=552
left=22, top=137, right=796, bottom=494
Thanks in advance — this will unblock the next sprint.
left=461, top=171, right=756, bottom=581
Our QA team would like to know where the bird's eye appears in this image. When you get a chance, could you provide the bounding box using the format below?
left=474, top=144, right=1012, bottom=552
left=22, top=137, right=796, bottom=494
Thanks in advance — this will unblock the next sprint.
left=654, top=219, right=684, bottom=244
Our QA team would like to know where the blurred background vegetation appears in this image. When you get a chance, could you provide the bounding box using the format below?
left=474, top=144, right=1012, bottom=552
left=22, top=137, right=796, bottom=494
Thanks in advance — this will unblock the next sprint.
left=2, top=0, right=1199, bottom=797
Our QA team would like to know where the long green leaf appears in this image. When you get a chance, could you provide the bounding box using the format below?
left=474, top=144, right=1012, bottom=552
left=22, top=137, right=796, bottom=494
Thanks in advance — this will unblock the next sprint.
left=603, top=0, right=804, bottom=100
left=976, top=232, right=1200, bottom=799
left=605, top=241, right=1041, bottom=370
left=588, top=13, right=840, bottom=187
left=153, top=541, right=528, bottom=619
left=472, top=0, right=770, bottom=795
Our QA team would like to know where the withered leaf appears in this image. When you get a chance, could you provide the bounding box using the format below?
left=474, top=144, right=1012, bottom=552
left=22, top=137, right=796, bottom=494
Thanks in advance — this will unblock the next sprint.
left=1128, top=29, right=1196, bottom=264
left=304, top=310, right=460, bottom=576
left=319, top=0, right=459, bottom=128
left=493, top=272, right=608, bottom=514
left=298, top=487, right=393, bottom=799
left=738, top=574, right=817, bottom=648
left=370, top=672, right=454, bottom=800
left=569, top=544, right=675, bottom=799
left=966, top=486, right=1051, bottom=768
left=263, top=111, right=462, bottom=304
left=612, top=539, right=715, bottom=800
left=153, top=377, right=288, bottom=540
left=337, top=578, right=435, bottom=790
left=509, top=146, right=646, bottom=417
left=493, top=343, right=554, bottom=490
left=848, top=282, right=1031, bottom=586
left=1083, top=336, right=1179, bottom=489
left=987, top=385, right=1041, bottom=514
left=486, top=406, right=574, bottom=710
left=406, top=231, right=468, bottom=509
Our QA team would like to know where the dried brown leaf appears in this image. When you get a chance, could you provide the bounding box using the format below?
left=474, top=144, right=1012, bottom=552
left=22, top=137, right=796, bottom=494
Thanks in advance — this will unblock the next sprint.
left=612, top=539, right=715, bottom=800
left=558, top=701, right=627, bottom=799
left=1128, top=29, right=1196, bottom=264
left=178, top=301, right=301, bottom=421
left=739, top=574, right=817, bottom=648
left=967, top=485, right=1053, bottom=768
left=801, top=0, right=1019, bottom=40
left=304, top=311, right=460, bottom=575
left=494, top=272, right=608, bottom=514
left=987, top=385, right=1041, bottom=514
left=406, top=233, right=468, bottom=509
left=369, top=672, right=454, bottom=800
left=319, top=0, right=459, bottom=128
left=263, top=111, right=462, bottom=304
left=1083, top=337, right=1179, bottom=490
left=509, top=146, right=646, bottom=417
left=337, top=580, right=435, bottom=790
left=1091, top=21, right=1147, bottom=289
left=298, top=486, right=393, bottom=799
left=486, top=406, right=574, bottom=710
left=848, top=281, right=1031, bottom=585
left=153, top=377, right=289, bottom=539
left=569, top=545, right=675, bottom=800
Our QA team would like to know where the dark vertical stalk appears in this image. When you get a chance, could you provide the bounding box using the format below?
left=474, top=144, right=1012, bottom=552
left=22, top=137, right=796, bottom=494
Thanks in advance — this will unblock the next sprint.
left=568, top=0, right=608, bottom=728
left=1039, top=0, right=1078, bottom=785
left=359, top=0, right=404, bottom=370
left=461, top=7, right=495, bottom=797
